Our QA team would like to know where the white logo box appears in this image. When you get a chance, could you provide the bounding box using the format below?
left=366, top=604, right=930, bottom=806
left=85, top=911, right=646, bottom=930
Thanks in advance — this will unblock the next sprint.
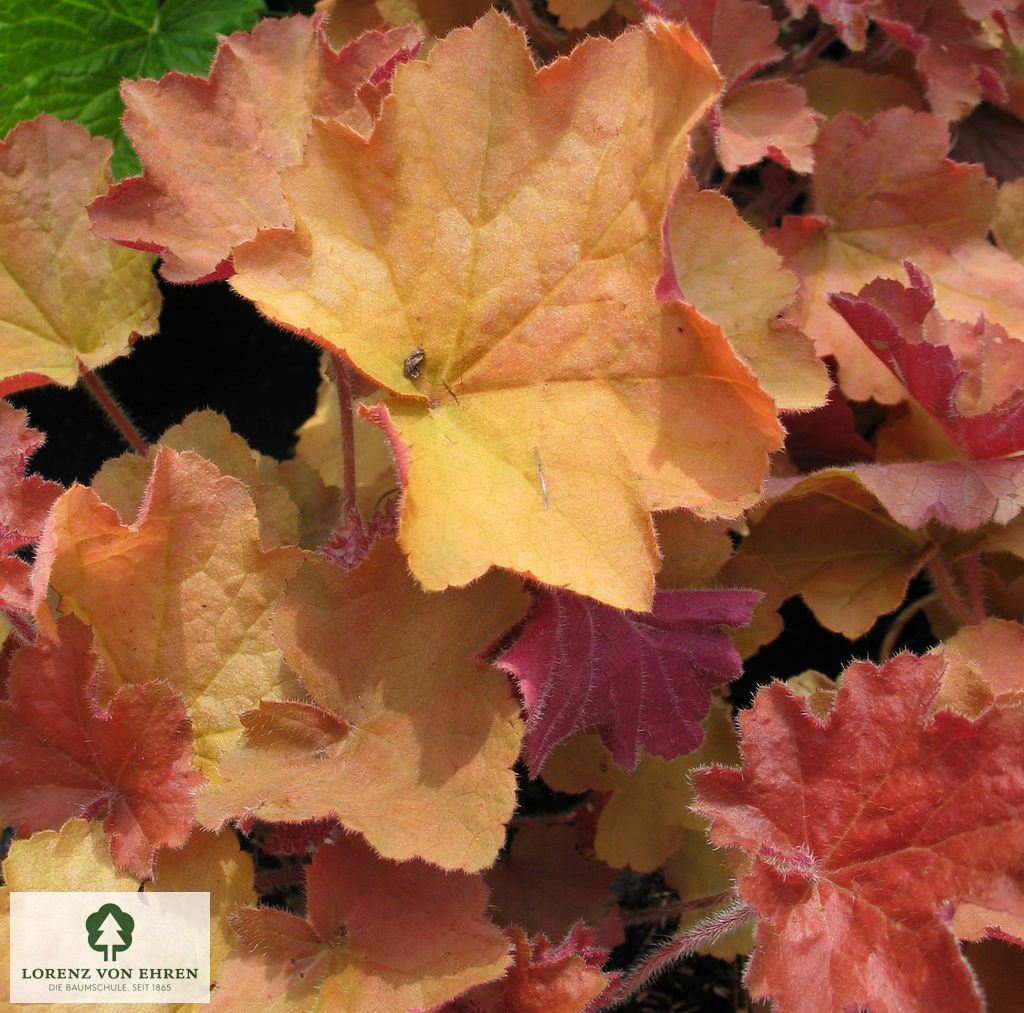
left=10, top=892, right=210, bottom=1004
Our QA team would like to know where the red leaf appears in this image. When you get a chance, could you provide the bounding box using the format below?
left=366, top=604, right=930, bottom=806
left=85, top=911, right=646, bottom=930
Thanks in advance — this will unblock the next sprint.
left=0, top=615, right=201, bottom=876
left=0, top=402, right=62, bottom=641
left=831, top=264, right=1024, bottom=460
left=499, top=587, right=757, bottom=774
left=692, top=653, right=1024, bottom=1013
left=0, top=402, right=61, bottom=555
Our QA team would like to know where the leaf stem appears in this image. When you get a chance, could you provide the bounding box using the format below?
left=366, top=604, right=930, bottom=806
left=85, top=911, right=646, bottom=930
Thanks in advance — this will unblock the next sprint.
left=78, top=365, right=147, bottom=454
left=602, top=898, right=755, bottom=1009
left=963, top=554, right=987, bottom=625
left=619, top=890, right=738, bottom=928
left=927, top=555, right=973, bottom=627
left=328, top=353, right=358, bottom=518
left=878, top=591, right=939, bottom=661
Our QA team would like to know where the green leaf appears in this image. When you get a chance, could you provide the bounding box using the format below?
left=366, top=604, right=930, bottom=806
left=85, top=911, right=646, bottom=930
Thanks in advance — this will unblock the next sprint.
left=0, top=0, right=266, bottom=178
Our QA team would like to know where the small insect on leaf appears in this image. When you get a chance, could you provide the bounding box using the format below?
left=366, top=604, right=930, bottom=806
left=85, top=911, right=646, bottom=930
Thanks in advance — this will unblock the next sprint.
left=403, top=347, right=425, bottom=380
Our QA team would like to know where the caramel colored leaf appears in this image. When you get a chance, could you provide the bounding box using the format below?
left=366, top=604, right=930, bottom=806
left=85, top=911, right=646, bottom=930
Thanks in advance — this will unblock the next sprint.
left=0, top=616, right=201, bottom=877
left=0, top=116, right=160, bottom=393
left=231, top=12, right=783, bottom=611
left=653, top=510, right=734, bottom=589
left=485, top=820, right=624, bottom=948
left=664, top=175, right=828, bottom=410
left=92, top=410, right=303, bottom=549
left=499, top=585, right=755, bottom=773
left=742, top=472, right=933, bottom=637
left=933, top=618, right=1024, bottom=709
left=659, top=0, right=781, bottom=87
left=210, top=835, right=510, bottom=1013
left=35, top=446, right=302, bottom=772
left=547, top=0, right=617, bottom=29
left=770, top=109, right=1024, bottom=402
left=90, top=16, right=421, bottom=282
left=659, top=0, right=819, bottom=172
left=795, top=65, right=924, bottom=120
left=373, top=0, right=495, bottom=39
left=693, top=653, right=1024, bottom=1013
left=198, top=539, right=528, bottom=871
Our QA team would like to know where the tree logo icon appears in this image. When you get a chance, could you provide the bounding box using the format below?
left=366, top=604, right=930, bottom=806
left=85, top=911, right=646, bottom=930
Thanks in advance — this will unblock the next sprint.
left=85, top=903, right=135, bottom=962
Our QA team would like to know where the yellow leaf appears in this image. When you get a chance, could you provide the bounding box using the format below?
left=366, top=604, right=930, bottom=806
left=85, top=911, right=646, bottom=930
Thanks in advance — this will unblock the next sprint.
left=0, top=116, right=160, bottom=393
left=232, top=12, right=782, bottom=610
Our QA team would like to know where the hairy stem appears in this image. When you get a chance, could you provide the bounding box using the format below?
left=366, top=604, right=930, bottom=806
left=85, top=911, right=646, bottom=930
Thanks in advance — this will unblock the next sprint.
left=328, top=353, right=358, bottom=518
left=878, top=590, right=939, bottom=661
left=928, top=555, right=973, bottom=627
left=619, top=890, right=738, bottom=928
left=604, top=898, right=755, bottom=1009
left=963, top=554, right=987, bottom=625
left=79, top=366, right=147, bottom=454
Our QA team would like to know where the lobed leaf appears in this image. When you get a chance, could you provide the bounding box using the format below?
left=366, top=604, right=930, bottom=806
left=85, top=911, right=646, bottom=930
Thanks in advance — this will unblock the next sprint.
left=0, top=0, right=266, bottom=178
left=663, top=175, right=828, bottom=410
left=831, top=265, right=1024, bottom=459
left=499, top=585, right=756, bottom=773
left=770, top=109, right=1024, bottom=403
left=484, top=819, right=624, bottom=948
left=0, top=616, right=201, bottom=877
left=0, top=116, right=160, bottom=393
left=198, top=538, right=528, bottom=871
left=90, top=15, right=421, bottom=281
left=210, top=834, right=510, bottom=1012
left=231, top=10, right=783, bottom=610
left=693, top=652, right=1024, bottom=1013
left=34, top=446, right=303, bottom=772
left=433, top=924, right=614, bottom=1013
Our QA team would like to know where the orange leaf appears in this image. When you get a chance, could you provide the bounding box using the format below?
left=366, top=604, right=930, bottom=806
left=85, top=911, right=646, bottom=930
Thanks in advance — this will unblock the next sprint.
left=770, top=109, right=1024, bottom=402
left=210, top=835, right=510, bottom=1013
left=198, top=539, right=528, bottom=871
left=0, top=116, right=160, bottom=393
left=34, top=446, right=302, bottom=772
left=0, top=616, right=201, bottom=877
left=231, top=11, right=783, bottom=610
left=89, top=16, right=421, bottom=282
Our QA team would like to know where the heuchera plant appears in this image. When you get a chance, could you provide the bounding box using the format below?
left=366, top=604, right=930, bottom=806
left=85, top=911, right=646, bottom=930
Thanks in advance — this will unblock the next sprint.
left=2, top=0, right=1024, bottom=1010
